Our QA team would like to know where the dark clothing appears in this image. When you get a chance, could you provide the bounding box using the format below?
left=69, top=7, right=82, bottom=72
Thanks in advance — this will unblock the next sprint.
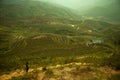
left=26, top=62, right=29, bottom=73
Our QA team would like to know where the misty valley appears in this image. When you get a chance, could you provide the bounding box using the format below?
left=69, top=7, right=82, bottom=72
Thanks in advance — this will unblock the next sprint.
left=0, top=0, right=120, bottom=80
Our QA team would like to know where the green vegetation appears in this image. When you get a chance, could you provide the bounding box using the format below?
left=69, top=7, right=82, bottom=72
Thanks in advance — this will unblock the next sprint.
left=105, top=46, right=120, bottom=70
left=0, top=0, right=120, bottom=79
left=108, top=74, right=120, bottom=80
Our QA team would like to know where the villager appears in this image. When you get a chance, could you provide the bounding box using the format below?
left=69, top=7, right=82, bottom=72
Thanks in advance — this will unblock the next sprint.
left=26, top=62, right=29, bottom=73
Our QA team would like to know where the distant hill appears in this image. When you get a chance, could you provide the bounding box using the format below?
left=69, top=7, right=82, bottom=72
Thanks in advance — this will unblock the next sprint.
left=0, top=0, right=119, bottom=47
left=0, top=0, right=84, bottom=35
left=78, top=1, right=120, bottom=24
left=0, top=0, right=80, bottom=26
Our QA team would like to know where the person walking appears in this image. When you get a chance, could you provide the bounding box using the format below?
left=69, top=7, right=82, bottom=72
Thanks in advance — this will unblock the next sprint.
left=26, top=62, right=29, bottom=73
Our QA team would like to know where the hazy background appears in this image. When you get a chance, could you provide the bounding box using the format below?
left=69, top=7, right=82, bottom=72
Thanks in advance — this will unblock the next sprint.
left=39, top=0, right=120, bottom=23
left=41, top=0, right=119, bottom=10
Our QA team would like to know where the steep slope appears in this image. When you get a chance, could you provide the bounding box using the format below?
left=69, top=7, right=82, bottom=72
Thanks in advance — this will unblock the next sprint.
left=0, top=0, right=119, bottom=37
left=0, top=0, right=83, bottom=37
left=0, top=0, right=80, bottom=27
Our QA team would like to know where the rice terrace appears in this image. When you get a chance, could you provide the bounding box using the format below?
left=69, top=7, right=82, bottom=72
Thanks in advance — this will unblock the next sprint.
left=0, top=0, right=120, bottom=80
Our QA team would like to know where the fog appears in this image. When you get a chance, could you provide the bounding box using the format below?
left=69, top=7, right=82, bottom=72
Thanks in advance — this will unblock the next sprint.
left=40, top=0, right=119, bottom=10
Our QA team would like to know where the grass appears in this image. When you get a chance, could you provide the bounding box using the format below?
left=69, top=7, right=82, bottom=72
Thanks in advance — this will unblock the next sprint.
left=10, top=62, right=120, bottom=80
left=0, top=31, right=119, bottom=80
left=108, top=74, right=120, bottom=80
left=0, top=1, right=120, bottom=79
left=0, top=38, right=119, bottom=79
left=0, top=32, right=117, bottom=74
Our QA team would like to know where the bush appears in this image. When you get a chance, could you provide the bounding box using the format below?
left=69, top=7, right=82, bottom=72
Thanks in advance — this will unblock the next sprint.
left=109, top=54, right=120, bottom=70
left=42, top=67, right=47, bottom=72
left=106, top=47, right=120, bottom=70
left=11, top=76, right=24, bottom=80
left=108, top=74, right=120, bottom=80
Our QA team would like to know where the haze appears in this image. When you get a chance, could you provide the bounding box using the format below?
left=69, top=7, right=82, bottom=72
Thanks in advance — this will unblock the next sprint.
left=41, top=0, right=117, bottom=10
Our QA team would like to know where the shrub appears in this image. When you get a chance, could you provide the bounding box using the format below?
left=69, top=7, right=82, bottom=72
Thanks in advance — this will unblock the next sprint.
left=105, top=46, right=120, bottom=70
left=108, top=74, right=120, bottom=80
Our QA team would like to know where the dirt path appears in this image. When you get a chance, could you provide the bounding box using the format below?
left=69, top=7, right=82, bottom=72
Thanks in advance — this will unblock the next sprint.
left=0, top=62, right=119, bottom=80
left=0, top=69, right=33, bottom=80
left=0, top=62, right=90, bottom=80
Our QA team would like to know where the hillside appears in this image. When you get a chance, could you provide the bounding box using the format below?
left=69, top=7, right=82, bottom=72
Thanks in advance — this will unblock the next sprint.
left=78, top=1, right=120, bottom=24
left=0, top=0, right=120, bottom=79
left=0, top=0, right=119, bottom=37
left=0, top=0, right=81, bottom=36
left=0, top=0, right=80, bottom=27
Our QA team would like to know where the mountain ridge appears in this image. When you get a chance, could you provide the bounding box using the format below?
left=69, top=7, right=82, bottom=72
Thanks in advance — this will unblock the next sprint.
left=78, top=1, right=120, bottom=24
